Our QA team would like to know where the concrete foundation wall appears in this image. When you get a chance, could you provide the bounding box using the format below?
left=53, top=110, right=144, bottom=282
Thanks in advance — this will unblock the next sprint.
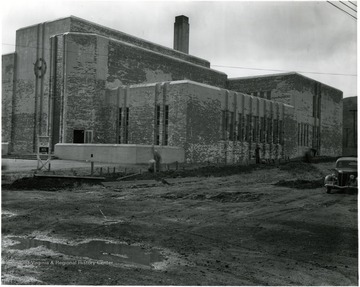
left=54, top=143, right=185, bottom=164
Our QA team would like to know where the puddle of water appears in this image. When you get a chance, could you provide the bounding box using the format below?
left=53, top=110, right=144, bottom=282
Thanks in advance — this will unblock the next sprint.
left=2, top=211, right=17, bottom=218
left=8, top=237, right=164, bottom=267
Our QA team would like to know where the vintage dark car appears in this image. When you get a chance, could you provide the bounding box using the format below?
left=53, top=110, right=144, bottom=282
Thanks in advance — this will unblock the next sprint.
left=324, top=157, right=357, bottom=193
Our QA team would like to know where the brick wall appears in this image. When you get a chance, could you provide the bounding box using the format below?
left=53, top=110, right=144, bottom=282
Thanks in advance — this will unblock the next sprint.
left=342, top=97, right=357, bottom=156
left=2, top=53, right=15, bottom=145
left=69, top=16, right=210, bottom=68
left=106, top=36, right=227, bottom=88
left=11, top=19, right=71, bottom=153
left=110, top=80, right=294, bottom=163
left=7, top=16, right=227, bottom=153
left=227, top=73, right=343, bottom=157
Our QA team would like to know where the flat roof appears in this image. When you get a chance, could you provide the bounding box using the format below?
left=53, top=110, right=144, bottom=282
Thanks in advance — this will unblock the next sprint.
left=228, top=72, right=343, bottom=94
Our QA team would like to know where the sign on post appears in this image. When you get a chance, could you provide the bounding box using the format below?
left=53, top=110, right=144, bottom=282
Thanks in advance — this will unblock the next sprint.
left=37, top=136, right=51, bottom=170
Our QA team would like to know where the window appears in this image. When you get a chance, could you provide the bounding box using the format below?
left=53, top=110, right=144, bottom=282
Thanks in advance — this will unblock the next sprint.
left=245, top=114, right=251, bottom=142
left=156, top=135, right=160, bottom=145
left=312, top=125, right=316, bottom=147
left=273, top=119, right=278, bottom=144
left=298, top=123, right=301, bottom=146
left=118, top=107, right=122, bottom=143
left=165, top=105, right=169, bottom=126
left=156, top=105, right=161, bottom=126
left=125, top=107, right=129, bottom=143
left=229, top=112, right=235, bottom=141
left=164, top=105, right=169, bottom=145
left=222, top=110, right=228, bottom=140
left=259, top=91, right=264, bottom=99
left=260, top=117, right=265, bottom=143
left=237, top=113, right=243, bottom=141
left=306, top=124, right=309, bottom=146
left=267, top=118, right=272, bottom=144
left=279, top=120, right=283, bottom=145
left=253, top=116, right=259, bottom=142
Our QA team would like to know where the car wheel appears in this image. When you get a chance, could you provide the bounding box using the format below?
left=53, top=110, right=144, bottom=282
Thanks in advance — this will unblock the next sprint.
left=326, top=187, right=332, bottom=194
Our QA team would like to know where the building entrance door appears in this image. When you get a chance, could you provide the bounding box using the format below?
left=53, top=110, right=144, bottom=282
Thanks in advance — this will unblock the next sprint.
left=73, top=130, right=85, bottom=143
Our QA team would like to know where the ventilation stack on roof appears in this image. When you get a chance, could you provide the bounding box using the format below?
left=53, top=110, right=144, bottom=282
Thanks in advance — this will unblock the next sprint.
left=173, top=15, right=189, bottom=54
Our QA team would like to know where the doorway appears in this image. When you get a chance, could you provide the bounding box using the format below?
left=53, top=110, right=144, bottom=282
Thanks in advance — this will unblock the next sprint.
left=73, top=130, right=85, bottom=143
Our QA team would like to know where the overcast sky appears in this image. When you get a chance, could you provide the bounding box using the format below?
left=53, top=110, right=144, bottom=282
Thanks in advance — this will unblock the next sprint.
left=1, top=0, right=357, bottom=98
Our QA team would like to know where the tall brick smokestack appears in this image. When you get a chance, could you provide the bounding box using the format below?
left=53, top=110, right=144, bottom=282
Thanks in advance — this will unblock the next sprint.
left=173, top=15, right=189, bottom=54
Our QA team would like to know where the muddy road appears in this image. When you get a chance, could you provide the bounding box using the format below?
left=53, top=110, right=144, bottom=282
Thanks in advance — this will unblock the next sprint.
left=2, top=161, right=358, bottom=285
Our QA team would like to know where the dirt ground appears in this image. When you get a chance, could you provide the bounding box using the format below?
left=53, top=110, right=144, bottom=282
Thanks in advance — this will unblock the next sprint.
left=1, top=161, right=358, bottom=285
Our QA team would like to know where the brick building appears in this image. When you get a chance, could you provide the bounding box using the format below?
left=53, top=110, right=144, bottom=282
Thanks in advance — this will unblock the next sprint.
left=2, top=16, right=343, bottom=162
left=342, top=96, right=357, bottom=156
left=228, top=73, right=343, bottom=157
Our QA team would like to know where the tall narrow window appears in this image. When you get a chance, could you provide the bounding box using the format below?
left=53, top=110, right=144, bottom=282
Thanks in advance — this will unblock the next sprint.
left=279, top=120, right=283, bottom=145
left=253, top=116, right=259, bottom=142
left=237, top=113, right=243, bottom=141
left=259, top=91, right=264, bottom=99
left=273, top=119, right=278, bottom=144
left=229, top=112, right=234, bottom=141
left=222, top=110, right=228, bottom=140
left=118, top=107, right=122, bottom=143
left=156, top=105, right=161, bottom=126
left=164, top=105, right=169, bottom=145
left=267, top=117, right=272, bottom=144
left=312, top=125, right=316, bottom=147
left=298, top=123, right=301, bottom=146
left=165, top=105, right=169, bottom=126
left=245, top=114, right=251, bottom=142
left=155, top=105, right=161, bottom=145
left=260, top=117, right=265, bottom=143
left=306, top=124, right=309, bottom=146
left=125, top=107, right=129, bottom=143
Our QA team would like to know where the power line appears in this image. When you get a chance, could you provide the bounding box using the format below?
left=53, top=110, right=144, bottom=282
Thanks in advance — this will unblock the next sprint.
left=349, top=1, right=357, bottom=7
left=327, top=1, right=357, bottom=20
left=211, top=64, right=357, bottom=77
left=339, top=1, right=357, bottom=13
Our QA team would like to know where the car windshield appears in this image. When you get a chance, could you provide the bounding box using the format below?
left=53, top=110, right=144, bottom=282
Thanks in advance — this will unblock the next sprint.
left=336, top=160, right=357, bottom=169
